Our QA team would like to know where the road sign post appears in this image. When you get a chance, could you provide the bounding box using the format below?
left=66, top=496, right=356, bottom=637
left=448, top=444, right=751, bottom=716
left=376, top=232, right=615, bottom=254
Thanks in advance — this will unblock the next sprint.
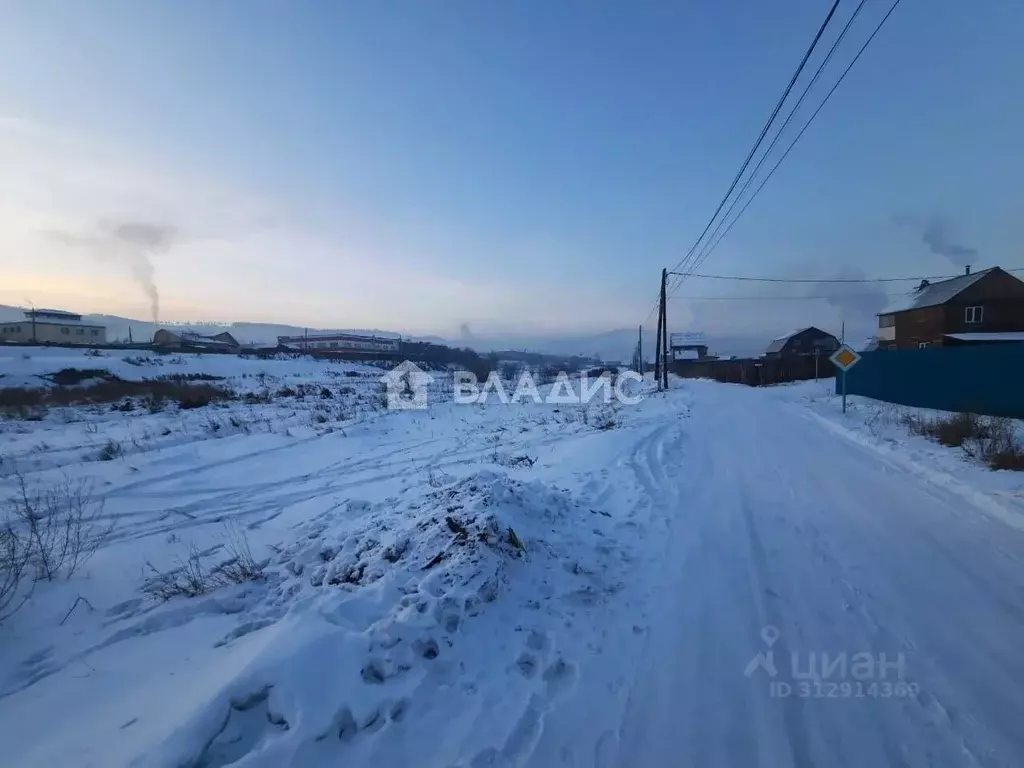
left=829, top=344, right=862, bottom=414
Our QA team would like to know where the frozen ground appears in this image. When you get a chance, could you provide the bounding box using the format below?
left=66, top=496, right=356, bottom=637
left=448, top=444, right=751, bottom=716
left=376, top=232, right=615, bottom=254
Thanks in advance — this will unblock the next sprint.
left=2, top=355, right=1024, bottom=767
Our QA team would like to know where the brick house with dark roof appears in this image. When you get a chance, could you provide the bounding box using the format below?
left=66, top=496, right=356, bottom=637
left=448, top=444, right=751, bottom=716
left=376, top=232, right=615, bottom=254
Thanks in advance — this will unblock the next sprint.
left=876, top=266, right=1024, bottom=349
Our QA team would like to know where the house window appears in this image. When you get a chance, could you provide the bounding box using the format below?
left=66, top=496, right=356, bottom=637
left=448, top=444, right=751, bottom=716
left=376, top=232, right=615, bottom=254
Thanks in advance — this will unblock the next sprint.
left=919, top=342, right=930, bottom=349
left=75, top=328, right=85, bottom=335
left=965, top=306, right=984, bottom=324
left=879, top=314, right=895, bottom=328
left=61, top=327, right=70, bottom=335
left=91, top=330, right=99, bottom=336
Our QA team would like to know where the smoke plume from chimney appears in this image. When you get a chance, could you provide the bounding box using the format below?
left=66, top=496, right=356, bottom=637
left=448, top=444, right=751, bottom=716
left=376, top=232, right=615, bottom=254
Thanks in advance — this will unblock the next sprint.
left=45, top=220, right=174, bottom=324
left=895, top=214, right=978, bottom=269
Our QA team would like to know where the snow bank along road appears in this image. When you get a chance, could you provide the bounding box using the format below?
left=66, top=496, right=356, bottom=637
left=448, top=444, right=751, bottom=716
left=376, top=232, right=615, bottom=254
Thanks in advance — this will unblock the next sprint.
left=2, top=367, right=1024, bottom=767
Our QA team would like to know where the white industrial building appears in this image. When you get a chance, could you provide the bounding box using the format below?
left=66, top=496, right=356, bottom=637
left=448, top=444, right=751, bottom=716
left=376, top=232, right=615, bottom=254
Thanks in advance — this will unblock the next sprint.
left=0, top=309, right=106, bottom=345
left=277, top=332, right=400, bottom=354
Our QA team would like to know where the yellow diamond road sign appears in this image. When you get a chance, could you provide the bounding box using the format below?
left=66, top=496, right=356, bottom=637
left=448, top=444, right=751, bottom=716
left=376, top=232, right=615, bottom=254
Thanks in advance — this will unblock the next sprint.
left=830, top=344, right=861, bottom=371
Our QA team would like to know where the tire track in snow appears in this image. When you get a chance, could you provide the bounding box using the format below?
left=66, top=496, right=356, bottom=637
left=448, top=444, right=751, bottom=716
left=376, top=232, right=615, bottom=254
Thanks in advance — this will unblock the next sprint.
left=608, top=382, right=1024, bottom=767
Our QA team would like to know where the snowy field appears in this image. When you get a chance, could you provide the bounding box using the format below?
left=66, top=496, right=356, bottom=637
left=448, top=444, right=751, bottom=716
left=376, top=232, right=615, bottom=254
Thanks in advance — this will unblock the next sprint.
left=2, top=351, right=1024, bottom=767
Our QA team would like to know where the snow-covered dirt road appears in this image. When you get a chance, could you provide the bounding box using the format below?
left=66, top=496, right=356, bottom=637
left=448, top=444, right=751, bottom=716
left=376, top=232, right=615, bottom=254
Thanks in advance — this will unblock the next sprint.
left=3, top=360, right=1024, bottom=767
left=536, top=381, right=1024, bottom=768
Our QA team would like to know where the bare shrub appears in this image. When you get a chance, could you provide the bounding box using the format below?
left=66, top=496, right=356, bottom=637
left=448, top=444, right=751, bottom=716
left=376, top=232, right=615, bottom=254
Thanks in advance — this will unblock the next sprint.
left=963, top=417, right=1024, bottom=470
left=582, top=404, right=618, bottom=431
left=244, top=390, right=273, bottom=405
left=143, top=545, right=209, bottom=600
left=98, top=439, right=124, bottom=461
left=903, top=411, right=979, bottom=446
left=156, top=372, right=225, bottom=382
left=7, top=473, right=113, bottom=582
left=0, top=523, right=33, bottom=621
left=497, top=454, right=536, bottom=468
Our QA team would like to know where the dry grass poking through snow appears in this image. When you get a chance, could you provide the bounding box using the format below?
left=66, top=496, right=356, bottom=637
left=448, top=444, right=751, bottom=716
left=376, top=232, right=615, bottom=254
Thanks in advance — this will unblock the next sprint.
left=903, top=411, right=1024, bottom=471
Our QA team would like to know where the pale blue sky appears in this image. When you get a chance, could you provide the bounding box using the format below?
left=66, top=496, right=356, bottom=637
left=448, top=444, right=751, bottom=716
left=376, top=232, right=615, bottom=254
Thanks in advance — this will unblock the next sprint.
left=2, top=1, right=1023, bottom=340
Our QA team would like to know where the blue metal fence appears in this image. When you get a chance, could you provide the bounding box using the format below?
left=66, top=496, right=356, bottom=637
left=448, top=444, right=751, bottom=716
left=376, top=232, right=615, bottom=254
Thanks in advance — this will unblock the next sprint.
left=839, top=346, right=1024, bottom=417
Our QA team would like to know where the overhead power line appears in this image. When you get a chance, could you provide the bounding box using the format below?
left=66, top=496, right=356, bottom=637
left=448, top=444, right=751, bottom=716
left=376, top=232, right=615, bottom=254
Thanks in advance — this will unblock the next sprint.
left=667, top=0, right=841, bottom=282
left=674, top=0, right=868, bottom=296
left=669, top=293, right=906, bottom=301
left=673, top=0, right=905, bottom=290
left=643, top=0, right=842, bottom=324
left=669, top=267, right=1024, bottom=283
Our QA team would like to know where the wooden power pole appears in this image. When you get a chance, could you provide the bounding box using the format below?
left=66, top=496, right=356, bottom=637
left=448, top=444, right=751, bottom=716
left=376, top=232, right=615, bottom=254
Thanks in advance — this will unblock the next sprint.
left=659, top=268, right=669, bottom=390
left=654, top=296, right=663, bottom=385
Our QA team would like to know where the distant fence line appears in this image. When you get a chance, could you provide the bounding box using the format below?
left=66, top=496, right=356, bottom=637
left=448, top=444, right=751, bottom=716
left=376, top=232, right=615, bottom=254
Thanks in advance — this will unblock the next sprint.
left=842, top=346, right=1024, bottom=418
left=672, top=355, right=835, bottom=386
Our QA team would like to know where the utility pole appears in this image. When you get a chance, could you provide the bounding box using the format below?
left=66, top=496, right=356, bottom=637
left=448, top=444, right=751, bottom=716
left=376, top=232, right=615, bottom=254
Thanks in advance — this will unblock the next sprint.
left=636, top=324, right=643, bottom=373
left=654, top=292, right=663, bottom=386
left=659, top=268, right=669, bottom=390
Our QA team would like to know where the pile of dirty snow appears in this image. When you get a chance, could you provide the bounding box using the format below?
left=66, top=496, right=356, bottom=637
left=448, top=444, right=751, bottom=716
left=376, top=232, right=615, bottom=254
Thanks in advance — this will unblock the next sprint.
left=114, top=469, right=618, bottom=768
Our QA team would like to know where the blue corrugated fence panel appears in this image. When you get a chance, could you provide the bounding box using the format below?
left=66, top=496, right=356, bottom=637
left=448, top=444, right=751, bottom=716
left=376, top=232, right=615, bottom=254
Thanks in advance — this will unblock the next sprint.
left=838, top=346, right=1024, bottom=417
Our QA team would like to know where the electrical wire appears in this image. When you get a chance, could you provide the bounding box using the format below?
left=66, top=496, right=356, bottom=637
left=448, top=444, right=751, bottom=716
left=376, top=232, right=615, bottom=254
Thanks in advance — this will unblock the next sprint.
left=668, top=0, right=841, bottom=281
left=669, top=267, right=1021, bottom=283
left=642, top=0, right=842, bottom=323
left=670, top=0, right=868, bottom=296
left=669, top=293, right=906, bottom=301
left=670, top=0, right=905, bottom=296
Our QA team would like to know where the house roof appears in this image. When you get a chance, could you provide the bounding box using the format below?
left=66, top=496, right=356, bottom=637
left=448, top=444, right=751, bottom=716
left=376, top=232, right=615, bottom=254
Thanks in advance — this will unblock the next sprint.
left=25, top=308, right=83, bottom=320
left=765, top=327, right=818, bottom=354
left=880, top=268, right=997, bottom=315
left=157, top=329, right=238, bottom=346
left=860, top=337, right=879, bottom=352
left=277, top=332, right=400, bottom=343
left=945, top=332, right=1024, bottom=342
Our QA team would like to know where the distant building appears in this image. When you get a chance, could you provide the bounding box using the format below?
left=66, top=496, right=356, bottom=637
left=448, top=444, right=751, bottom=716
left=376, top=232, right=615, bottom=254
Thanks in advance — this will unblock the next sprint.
left=0, top=309, right=106, bottom=345
left=860, top=337, right=880, bottom=353
left=877, top=266, right=1024, bottom=349
left=669, top=332, right=716, bottom=361
left=765, top=327, right=839, bottom=358
left=153, top=328, right=240, bottom=351
left=277, top=332, right=400, bottom=354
